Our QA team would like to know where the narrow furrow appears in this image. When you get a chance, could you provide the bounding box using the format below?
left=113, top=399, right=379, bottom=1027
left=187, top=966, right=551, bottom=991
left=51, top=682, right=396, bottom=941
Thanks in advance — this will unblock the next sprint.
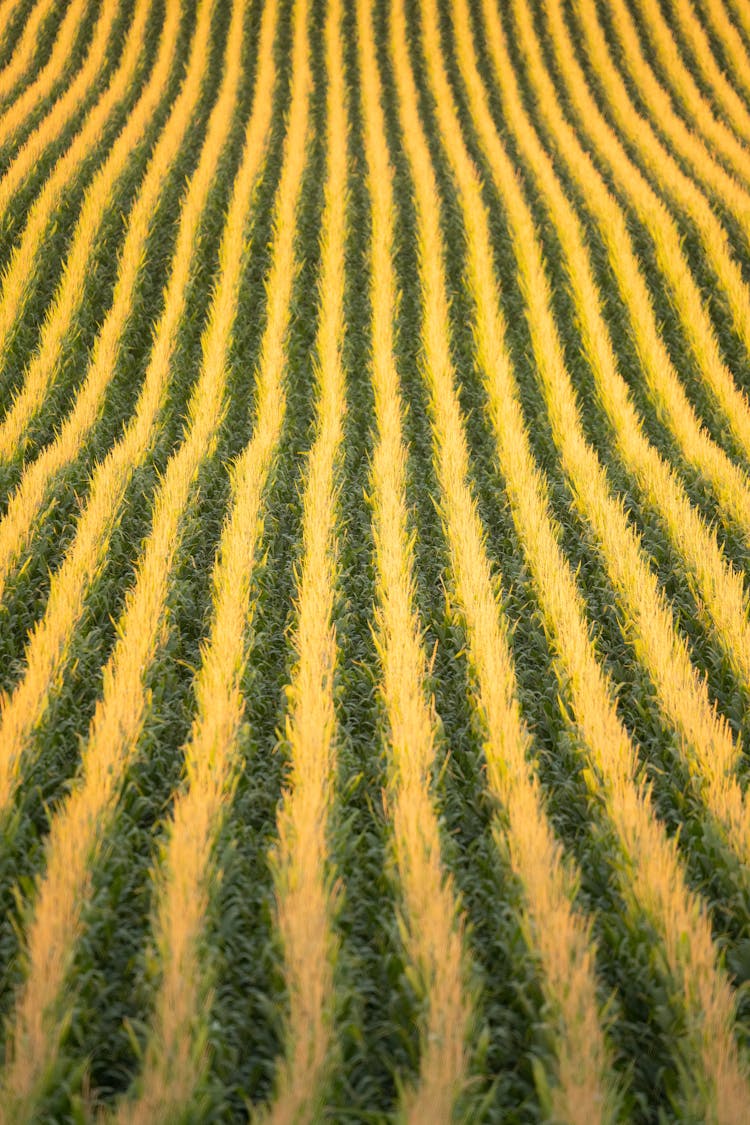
left=0, top=0, right=211, bottom=603
left=0, top=0, right=59, bottom=109
left=389, top=1, right=617, bottom=1117
left=0, top=0, right=280, bottom=1114
left=358, top=0, right=472, bottom=1115
left=496, top=0, right=750, bottom=906
left=0, top=0, right=123, bottom=238
left=0, top=0, right=179, bottom=461
left=0, top=0, right=264, bottom=832
left=472, top=0, right=750, bottom=566
left=441, top=3, right=750, bottom=1118
left=666, top=0, right=750, bottom=143
left=514, top=0, right=750, bottom=470
left=257, top=0, right=347, bottom=1116
left=0, top=0, right=92, bottom=150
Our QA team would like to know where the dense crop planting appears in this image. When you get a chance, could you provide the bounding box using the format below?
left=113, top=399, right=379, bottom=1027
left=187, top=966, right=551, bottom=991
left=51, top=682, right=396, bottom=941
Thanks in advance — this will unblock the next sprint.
left=1, top=0, right=750, bottom=1120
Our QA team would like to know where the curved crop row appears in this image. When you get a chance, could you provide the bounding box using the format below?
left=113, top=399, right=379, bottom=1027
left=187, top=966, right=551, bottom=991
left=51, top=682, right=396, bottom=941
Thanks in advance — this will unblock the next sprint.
left=467, top=0, right=750, bottom=726
left=441, top=1, right=750, bottom=1117
left=527, top=0, right=750, bottom=715
left=0, top=0, right=279, bottom=1115
left=388, top=1, right=618, bottom=1116
left=490, top=0, right=750, bottom=920
left=108, top=2, right=282, bottom=1118
left=0, top=0, right=40, bottom=66
left=0, top=0, right=122, bottom=245
left=0, top=0, right=749, bottom=1118
left=474, top=0, right=750, bottom=567
left=0, top=0, right=92, bottom=152
left=357, top=0, right=472, bottom=1114
left=698, top=0, right=750, bottom=108
left=0, top=0, right=174, bottom=463
left=666, top=0, right=750, bottom=141
left=257, top=0, right=346, bottom=1113
left=519, top=0, right=750, bottom=468
left=0, top=0, right=70, bottom=119
left=0, top=0, right=203, bottom=603
left=0, top=0, right=165, bottom=391
left=0, top=0, right=214, bottom=813
left=616, top=0, right=750, bottom=192
left=599, top=0, right=750, bottom=214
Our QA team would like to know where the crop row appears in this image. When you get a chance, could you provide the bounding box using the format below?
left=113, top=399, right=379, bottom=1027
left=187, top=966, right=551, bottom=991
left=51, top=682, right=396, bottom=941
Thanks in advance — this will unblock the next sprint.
left=0, top=0, right=750, bottom=1120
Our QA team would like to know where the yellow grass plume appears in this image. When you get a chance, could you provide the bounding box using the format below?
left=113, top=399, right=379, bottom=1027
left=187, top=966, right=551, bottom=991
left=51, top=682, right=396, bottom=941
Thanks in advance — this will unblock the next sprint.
left=0, top=0, right=177, bottom=462
left=0, top=0, right=281, bottom=1114
left=357, top=0, right=472, bottom=1115
left=390, top=1, right=617, bottom=1117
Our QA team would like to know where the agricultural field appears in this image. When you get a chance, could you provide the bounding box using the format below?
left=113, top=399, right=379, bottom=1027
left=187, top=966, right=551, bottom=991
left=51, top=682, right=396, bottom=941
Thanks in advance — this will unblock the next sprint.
left=3, top=0, right=750, bottom=1120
